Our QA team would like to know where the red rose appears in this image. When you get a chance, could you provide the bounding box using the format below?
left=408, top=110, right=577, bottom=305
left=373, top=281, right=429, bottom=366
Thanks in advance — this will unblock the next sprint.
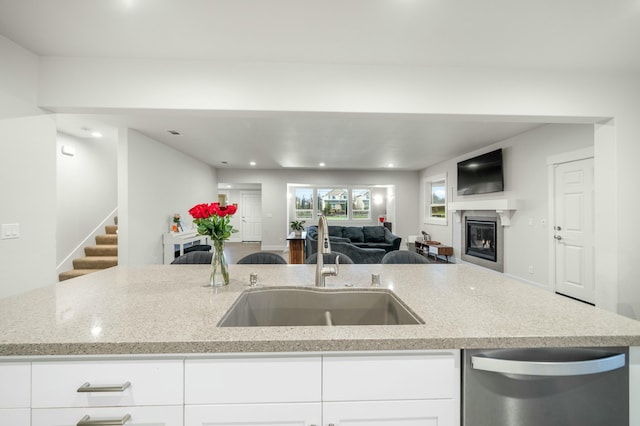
left=189, top=203, right=209, bottom=219
left=225, top=204, right=238, bottom=215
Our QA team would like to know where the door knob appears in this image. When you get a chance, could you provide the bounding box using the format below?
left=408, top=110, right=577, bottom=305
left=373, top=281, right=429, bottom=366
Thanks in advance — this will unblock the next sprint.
left=554, top=226, right=562, bottom=231
left=554, top=235, right=562, bottom=240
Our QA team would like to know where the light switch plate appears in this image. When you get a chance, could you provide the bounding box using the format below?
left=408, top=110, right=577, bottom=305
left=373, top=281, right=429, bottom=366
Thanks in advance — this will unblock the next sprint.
left=1, top=223, right=20, bottom=239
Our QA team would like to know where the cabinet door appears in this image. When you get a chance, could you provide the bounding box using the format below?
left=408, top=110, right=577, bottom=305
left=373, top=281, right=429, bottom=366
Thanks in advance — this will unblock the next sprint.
left=32, top=405, right=182, bottom=426
left=324, top=400, right=457, bottom=426
left=185, top=402, right=321, bottom=425
left=0, top=362, right=30, bottom=408
left=0, top=409, right=30, bottom=426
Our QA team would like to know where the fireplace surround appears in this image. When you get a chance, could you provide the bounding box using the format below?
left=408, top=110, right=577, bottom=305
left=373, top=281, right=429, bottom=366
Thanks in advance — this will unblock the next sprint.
left=461, top=211, right=504, bottom=272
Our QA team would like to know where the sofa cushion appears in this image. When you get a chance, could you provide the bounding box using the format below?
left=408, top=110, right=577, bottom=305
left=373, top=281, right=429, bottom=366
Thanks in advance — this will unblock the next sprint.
left=343, top=226, right=365, bottom=243
left=328, top=226, right=345, bottom=238
left=363, top=226, right=386, bottom=243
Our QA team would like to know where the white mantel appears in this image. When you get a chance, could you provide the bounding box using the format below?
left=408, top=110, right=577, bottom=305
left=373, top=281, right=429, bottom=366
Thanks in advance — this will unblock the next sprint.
left=449, top=199, right=519, bottom=226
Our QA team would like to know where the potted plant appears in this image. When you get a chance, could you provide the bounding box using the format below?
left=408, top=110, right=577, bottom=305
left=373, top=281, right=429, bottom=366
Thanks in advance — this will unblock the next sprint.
left=290, top=220, right=305, bottom=236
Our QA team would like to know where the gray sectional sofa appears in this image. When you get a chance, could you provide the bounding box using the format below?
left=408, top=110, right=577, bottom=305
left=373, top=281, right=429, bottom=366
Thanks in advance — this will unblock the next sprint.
left=305, top=225, right=401, bottom=263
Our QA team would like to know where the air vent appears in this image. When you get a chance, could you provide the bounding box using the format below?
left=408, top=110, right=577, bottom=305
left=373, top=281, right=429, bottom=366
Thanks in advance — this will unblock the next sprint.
left=167, top=130, right=181, bottom=135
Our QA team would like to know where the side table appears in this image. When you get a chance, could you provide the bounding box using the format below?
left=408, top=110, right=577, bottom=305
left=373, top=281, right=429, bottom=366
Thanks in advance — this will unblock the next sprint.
left=287, top=232, right=306, bottom=264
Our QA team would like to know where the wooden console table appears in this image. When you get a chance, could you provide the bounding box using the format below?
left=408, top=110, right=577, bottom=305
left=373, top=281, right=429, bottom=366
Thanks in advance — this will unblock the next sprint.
left=287, top=232, right=306, bottom=264
left=414, top=240, right=453, bottom=263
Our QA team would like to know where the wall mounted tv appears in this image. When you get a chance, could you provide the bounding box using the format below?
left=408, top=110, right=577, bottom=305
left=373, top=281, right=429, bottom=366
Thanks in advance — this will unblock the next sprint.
left=457, top=148, right=504, bottom=195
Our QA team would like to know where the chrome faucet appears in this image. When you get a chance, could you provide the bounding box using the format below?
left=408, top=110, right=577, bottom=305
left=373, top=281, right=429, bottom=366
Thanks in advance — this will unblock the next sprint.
left=315, top=215, right=339, bottom=287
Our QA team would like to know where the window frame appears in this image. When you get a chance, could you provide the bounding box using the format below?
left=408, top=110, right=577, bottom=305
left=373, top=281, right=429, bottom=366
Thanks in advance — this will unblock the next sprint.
left=424, top=173, right=448, bottom=226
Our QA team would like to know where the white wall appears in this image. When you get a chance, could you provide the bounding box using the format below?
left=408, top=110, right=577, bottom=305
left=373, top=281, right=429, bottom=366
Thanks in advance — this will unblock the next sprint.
left=0, top=35, right=57, bottom=298
left=0, top=115, right=57, bottom=298
left=118, top=129, right=217, bottom=266
left=56, top=131, right=118, bottom=270
left=420, top=123, right=594, bottom=287
left=0, top=35, right=40, bottom=120
left=217, top=169, right=419, bottom=250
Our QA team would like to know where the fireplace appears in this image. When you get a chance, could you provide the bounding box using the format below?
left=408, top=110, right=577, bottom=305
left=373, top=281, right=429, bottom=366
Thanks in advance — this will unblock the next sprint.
left=465, top=218, right=497, bottom=262
left=460, top=212, right=504, bottom=272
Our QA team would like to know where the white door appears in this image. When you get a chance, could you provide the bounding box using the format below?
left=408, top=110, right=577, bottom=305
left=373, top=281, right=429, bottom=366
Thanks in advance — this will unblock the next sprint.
left=324, top=400, right=457, bottom=426
left=241, top=193, right=262, bottom=242
left=554, top=158, right=595, bottom=304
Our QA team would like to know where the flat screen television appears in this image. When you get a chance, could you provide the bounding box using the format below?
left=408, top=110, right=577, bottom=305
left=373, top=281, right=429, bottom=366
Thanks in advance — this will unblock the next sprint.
left=457, top=148, right=504, bottom=195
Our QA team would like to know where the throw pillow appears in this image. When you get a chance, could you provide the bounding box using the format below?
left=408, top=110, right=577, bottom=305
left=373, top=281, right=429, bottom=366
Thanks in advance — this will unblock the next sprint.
left=307, top=227, right=318, bottom=239
left=344, top=226, right=365, bottom=243
left=363, top=226, right=386, bottom=243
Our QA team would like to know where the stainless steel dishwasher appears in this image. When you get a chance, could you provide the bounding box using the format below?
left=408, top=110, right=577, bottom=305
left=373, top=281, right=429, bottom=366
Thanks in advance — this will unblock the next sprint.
left=462, top=347, right=629, bottom=426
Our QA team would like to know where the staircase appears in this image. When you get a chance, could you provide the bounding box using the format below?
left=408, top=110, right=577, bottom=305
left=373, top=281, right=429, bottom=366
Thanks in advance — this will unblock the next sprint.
left=58, top=221, right=118, bottom=281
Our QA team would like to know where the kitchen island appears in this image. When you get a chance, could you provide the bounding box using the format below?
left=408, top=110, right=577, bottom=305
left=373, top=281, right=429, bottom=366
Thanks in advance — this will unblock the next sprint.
left=2, top=263, right=640, bottom=355
left=1, top=264, right=639, bottom=425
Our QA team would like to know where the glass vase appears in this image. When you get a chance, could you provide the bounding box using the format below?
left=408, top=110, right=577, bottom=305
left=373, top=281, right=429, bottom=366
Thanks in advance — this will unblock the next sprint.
left=210, top=239, right=229, bottom=287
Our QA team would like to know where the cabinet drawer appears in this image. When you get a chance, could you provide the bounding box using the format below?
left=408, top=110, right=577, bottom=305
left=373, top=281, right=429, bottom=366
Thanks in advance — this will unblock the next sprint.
left=323, top=351, right=459, bottom=401
left=32, top=405, right=182, bottom=426
left=32, top=359, right=183, bottom=408
left=0, top=362, right=30, bottom=408
left=185, top=356, right=321, bottom=404
left=0, top=408, right=30, bottom=426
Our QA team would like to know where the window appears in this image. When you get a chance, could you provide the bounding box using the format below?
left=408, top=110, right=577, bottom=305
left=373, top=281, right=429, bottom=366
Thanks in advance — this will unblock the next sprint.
left=291, top=186, right=376, bottom=222
left=317, top=188, right=348, bottom=220
left=294, top=188, right=314, bottom=219
left=351, top=189, right=371, bottom=220
left=424, top=174, right=447, bottom=225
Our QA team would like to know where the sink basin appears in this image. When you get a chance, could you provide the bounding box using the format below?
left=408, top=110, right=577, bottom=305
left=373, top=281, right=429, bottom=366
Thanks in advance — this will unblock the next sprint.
left=217, top=286, right=424, bottom=327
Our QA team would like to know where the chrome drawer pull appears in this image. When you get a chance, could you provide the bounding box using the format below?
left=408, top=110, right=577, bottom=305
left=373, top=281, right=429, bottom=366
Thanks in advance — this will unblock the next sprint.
left=77, top=414, right=131, bottom=426
left=77, top=381, right=131, bottom=393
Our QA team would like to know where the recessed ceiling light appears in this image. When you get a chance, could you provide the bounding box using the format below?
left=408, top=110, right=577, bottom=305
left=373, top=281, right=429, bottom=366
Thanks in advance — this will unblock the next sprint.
left=319, top=162, right=326, bottom=167
left=90, top=131, right=103, bottom=138
left=387, top=163, right=394, bottom=168
left=249, top=161, right=256, bottom=166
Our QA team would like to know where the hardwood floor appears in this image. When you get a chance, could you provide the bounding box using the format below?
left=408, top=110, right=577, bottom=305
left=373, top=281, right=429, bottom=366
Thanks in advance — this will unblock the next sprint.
left=223, top=242, right=288, bottom=264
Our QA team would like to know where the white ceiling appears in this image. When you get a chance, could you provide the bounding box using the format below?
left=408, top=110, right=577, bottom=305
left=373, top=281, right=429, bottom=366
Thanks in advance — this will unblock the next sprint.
left=3, top=0, right=639, bottom=170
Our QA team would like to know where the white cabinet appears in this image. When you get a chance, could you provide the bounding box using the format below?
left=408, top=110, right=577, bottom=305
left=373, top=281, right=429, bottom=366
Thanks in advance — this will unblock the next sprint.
left=324, top=400, right=456, bottom=425
left=185, top=356, right=321, bottom=404
left=186, top=403, right=321, bottom=425
left=0, top=362, right=30, bottom=426
left=323, top=352, right=459, bottom=426
left=185, top=356, right=322, bottom=425
left=32, top=405, right=182, bottom=426
left=31, top=359, right=184, bottom=426
left=32, top=359, right=183, bottom=408
left=184, top=351, right=459, bottom=426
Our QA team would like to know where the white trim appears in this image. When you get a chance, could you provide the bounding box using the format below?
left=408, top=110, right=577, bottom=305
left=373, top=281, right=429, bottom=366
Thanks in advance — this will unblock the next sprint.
left=448, top=199, right=519, bottom=226
left=546, top=147, right=594, bottom=166
left=423, top=173, right=448, bottom=226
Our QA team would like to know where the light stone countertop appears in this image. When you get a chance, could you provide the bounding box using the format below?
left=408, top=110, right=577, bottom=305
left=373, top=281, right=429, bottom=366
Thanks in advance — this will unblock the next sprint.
left=2, top=263, right=640, bottom=357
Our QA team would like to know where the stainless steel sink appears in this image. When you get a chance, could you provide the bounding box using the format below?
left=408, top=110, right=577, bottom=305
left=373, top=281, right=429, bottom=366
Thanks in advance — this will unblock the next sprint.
left=217, top=286, right=424, bottom=327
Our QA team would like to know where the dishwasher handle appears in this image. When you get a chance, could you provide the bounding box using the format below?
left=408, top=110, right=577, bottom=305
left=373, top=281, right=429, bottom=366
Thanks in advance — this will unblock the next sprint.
left=471, top=352, right=625, bottom=377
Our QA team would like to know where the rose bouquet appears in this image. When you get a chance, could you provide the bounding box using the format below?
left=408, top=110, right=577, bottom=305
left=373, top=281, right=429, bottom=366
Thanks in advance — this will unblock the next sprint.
left=188, top=202, right=238, bottom=286
left=188, top=202, right=238, bottom=241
